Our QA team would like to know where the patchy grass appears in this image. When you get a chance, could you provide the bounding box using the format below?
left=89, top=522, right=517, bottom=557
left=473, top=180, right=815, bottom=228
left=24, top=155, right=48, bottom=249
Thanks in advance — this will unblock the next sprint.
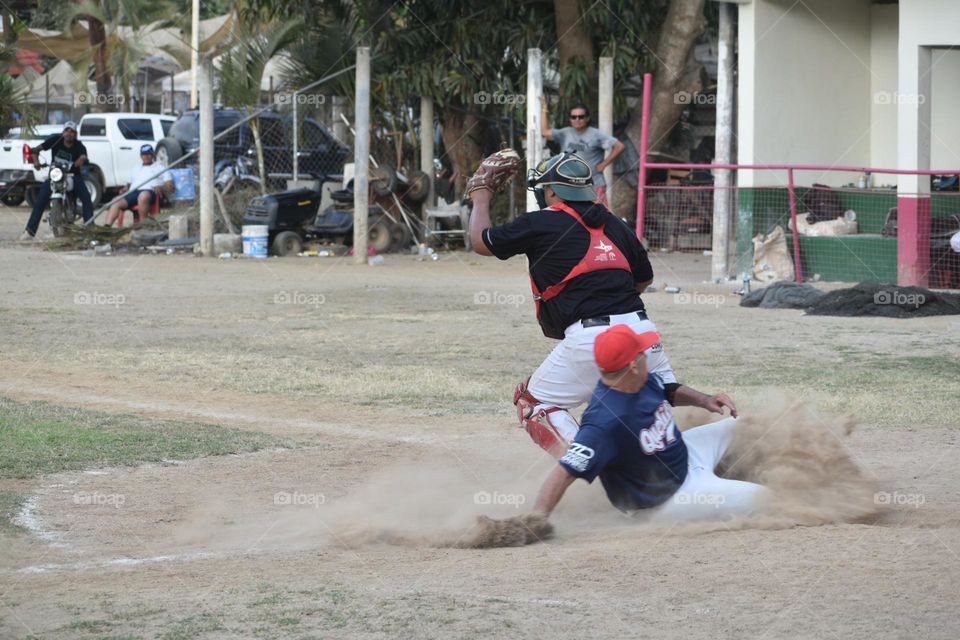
left=0, top=397, right=291, bottom=480
left=680, top=355, right=960, bottom=428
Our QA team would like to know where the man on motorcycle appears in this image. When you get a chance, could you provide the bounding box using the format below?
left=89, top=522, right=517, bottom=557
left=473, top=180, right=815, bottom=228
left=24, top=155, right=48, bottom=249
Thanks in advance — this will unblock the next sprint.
left=19, top=122, right=94, bottom=241
left=104, top=144, right=173, bottom=227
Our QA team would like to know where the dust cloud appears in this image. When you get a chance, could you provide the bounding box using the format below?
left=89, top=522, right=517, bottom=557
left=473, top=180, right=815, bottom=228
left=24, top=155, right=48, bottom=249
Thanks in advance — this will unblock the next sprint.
left=324, top=394, right=880, bottom=547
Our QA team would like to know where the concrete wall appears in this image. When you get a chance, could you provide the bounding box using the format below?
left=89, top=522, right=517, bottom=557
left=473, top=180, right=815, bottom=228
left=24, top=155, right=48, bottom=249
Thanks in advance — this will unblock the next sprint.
left=930, top=48, right=960, bottom=170
left=738, top=0, right=872, bottom=187
left=898, top=0, right=960, bottom=193
left=869, top=3, right=899, bottom=181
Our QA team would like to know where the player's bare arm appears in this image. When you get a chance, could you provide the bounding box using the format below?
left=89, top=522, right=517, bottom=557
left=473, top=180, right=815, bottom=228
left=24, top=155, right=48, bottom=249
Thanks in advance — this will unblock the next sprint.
left=596, top=139, right=625, bottom=174
left=532, top=464, right=577, bottom=517
left=539, top=96, right=554, bottom=140
left=673, top=386, right=739, bottom=418
left=468, top=189, right=494, bottom=256
left=466, top=148, right=522, bottom=257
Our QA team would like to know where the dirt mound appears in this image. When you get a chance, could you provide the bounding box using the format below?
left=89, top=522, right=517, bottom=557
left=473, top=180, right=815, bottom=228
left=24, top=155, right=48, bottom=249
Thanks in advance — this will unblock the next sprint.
left=806, top=282, right=960, bottom=317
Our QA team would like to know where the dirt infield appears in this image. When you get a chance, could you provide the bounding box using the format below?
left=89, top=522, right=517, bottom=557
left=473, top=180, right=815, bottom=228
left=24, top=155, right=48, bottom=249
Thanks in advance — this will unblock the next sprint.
left=1, top=206, right=959, bottom=639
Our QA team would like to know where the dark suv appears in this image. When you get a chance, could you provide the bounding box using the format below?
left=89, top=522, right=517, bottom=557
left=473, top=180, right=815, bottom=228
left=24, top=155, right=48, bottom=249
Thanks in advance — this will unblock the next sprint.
left=155, top=108, right=349, bottom=180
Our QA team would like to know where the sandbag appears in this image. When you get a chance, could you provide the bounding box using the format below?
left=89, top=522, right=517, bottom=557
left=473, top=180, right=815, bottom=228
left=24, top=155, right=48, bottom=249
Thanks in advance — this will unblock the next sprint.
left=753, top=225, right=795, bottom=282
left=791, top=212, right=857, bottom=237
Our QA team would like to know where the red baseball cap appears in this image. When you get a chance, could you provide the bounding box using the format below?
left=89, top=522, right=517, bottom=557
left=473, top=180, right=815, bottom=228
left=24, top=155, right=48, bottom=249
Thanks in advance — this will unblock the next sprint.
left=593, top=325, right=661, bottom=373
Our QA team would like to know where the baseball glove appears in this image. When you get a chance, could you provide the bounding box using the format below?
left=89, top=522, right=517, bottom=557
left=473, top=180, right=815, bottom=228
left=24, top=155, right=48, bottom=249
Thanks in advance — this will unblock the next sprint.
left=466, top=148, right=522, bottom=196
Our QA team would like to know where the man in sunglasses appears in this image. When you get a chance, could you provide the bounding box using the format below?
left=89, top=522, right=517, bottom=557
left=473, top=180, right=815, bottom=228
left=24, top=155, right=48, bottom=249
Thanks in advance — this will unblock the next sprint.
left=539, top=97, right=625, bottom=207
left=467, top=151, right=737, bottom=458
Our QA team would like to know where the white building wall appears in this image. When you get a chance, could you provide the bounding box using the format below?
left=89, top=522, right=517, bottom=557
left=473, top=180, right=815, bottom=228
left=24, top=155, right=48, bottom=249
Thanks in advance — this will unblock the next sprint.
left=738, top=0, right=872, bottom=187
left=869, top=3, right=898, bottom=182
left=930, top=49, right=960, bottom=170
left=898, top=0, right=960, bottom=193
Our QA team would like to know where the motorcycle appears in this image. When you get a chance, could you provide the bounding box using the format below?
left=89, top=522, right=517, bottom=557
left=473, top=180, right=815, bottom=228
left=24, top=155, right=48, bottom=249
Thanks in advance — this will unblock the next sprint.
left=40, top=157, right=79, bottom=237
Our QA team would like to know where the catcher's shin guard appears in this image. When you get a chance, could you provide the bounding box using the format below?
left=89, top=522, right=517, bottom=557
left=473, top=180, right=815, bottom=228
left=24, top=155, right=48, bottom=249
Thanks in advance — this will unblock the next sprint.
left=514, top=379, right=577, bottom=457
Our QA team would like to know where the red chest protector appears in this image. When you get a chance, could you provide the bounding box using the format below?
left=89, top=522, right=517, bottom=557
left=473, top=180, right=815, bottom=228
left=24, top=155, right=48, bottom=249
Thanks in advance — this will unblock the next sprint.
left=530, top=202, right=633, bottom=317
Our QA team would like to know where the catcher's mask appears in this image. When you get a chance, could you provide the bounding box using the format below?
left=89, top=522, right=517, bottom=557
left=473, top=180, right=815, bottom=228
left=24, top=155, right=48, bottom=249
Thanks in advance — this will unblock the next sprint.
left=527, top=153, right=598, bottom=209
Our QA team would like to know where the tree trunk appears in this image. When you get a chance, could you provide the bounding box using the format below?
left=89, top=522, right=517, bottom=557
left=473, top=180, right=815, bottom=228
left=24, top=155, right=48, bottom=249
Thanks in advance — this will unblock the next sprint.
left=84, top=2, right=113, bottom=113
left=440, top=111, right=484, bottom=197
left=250, top=118, right=268, bottom=196
left=625, top=0, right=705, bottom=154
left=617, top=0, right=706, bottom=219
left=553, top=0, right=595, bottom=74
left=553, top=0, right=596, bottom=106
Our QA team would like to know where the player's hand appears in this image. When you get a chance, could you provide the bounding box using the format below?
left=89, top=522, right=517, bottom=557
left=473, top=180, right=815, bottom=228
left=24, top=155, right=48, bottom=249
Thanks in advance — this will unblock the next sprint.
left=703, top=393, right=738, bottom=418
left=539, top=95, right=547, bottom=110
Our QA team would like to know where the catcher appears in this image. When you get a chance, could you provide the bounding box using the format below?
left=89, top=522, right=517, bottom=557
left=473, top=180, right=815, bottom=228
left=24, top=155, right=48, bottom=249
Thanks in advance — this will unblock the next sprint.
left=466, top=149, right=736, bottom=457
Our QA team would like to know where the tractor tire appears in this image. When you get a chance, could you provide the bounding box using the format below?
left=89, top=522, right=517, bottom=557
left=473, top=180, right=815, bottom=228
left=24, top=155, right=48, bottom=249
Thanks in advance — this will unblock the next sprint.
left=272, top=231, right=303, bottom=257
left=403, top=170, right=430, bottom=203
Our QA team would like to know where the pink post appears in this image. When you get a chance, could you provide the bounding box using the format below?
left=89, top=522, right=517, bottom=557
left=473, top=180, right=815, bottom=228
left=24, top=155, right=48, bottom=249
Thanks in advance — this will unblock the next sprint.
left=635, top=72, right=652, bottom=240
left=897, top=196, right=931, bottom=286
left=787, top=169, right=803, bottom=282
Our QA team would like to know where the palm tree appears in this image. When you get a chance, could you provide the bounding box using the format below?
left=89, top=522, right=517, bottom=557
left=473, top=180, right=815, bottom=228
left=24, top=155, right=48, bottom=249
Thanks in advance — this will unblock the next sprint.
left=65, top=0, right=175, bottom=109
left=0, top=44, right=36, bottom=135
left=217, top=18, right=302, bottom=195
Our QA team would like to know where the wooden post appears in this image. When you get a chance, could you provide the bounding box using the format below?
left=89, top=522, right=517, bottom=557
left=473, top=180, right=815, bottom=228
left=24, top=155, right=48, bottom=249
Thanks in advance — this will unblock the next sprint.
left=711, top=1, right=735, bottom=282
left=526, top=48, right=543, bottom=212
left=353, top=47, right=371, bottom=265
left=190, top=0, right=200, bottom=109
left=199, top=56, right=215, bottom=256
left=598, top=56, right=614, bottom=202
left=420, top=96, right=435, bottom=212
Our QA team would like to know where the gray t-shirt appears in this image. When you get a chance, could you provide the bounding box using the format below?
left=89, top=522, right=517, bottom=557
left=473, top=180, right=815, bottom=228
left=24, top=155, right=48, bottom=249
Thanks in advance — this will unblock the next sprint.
left=551, top=126, right=619, bottom=187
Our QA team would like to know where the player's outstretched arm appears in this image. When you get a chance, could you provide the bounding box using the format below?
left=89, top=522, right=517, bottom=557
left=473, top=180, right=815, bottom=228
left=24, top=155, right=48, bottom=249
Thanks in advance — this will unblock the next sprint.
left=539, top=96, right=554, bottom=140
left=673, top=385, right=739, bottom=418
left=468, top=189, right=494, bottom=256
left=532, top=464, right=577, bottom=517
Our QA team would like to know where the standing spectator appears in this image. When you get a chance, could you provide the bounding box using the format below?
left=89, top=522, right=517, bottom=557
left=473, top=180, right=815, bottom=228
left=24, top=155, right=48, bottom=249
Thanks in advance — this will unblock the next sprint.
left=540, top=96, right=625, bottom=207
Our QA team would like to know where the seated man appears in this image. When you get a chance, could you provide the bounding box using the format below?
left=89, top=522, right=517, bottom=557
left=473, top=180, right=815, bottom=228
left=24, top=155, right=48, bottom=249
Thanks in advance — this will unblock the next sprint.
left=105, top=144, right=173, bottom=227
left=530, top=324, right=765, bottom=524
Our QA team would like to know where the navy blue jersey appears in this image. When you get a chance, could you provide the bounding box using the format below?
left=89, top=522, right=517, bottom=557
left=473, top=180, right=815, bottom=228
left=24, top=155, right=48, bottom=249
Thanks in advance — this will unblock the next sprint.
left=559, top=374, right=688, bottom=511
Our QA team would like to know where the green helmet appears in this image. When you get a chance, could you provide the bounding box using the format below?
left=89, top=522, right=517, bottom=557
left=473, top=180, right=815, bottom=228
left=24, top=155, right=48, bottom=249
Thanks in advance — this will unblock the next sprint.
left=527, top=153, right=598, bottom=206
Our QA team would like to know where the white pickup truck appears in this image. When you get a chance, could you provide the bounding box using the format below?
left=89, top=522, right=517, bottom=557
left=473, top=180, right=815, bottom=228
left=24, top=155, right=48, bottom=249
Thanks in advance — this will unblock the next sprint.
left=0, top=112, right=175, bottom=207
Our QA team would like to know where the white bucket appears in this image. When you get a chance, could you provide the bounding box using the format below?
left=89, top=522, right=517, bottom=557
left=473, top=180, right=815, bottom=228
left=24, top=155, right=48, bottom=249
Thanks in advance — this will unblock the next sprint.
left=242, top=225, right=269, bottom=258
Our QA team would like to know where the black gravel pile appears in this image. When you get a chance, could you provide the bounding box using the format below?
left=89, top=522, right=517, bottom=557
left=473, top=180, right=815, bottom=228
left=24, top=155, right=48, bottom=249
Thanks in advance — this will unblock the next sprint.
left=740, top=281, right=826, bottom=309
left=805, top=282, right=960, bottom=318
